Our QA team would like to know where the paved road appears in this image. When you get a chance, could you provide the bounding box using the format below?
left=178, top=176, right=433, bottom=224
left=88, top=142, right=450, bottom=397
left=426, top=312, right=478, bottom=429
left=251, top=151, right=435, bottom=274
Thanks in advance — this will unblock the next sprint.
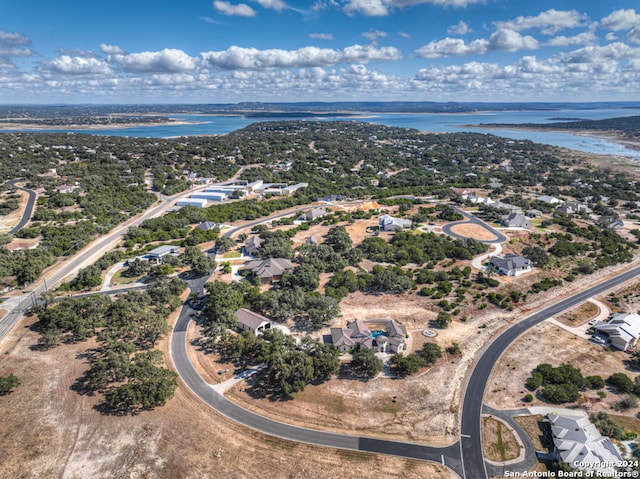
left=460, top=265, right=640, bottom=478
left=169, top=276, right=464, bottom=475
left=442, top=206, right=508, bottom=245
left=7, top=179, right=37, bottom=234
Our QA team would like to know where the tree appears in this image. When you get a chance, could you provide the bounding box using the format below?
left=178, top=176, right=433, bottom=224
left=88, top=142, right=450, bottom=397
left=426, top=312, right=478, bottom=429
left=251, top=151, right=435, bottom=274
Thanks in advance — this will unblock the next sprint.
left=325, top=225, right=353, bottom=253
left=0, top=374, right=20, bottom=395
left=390, top=353, right=425, bottom=377
left=214, top=236, right=235, bottom=254
left=303, top=294, right=340, bottom=328
left=607, top=372, right=635, bottom=393
left=125, top=258, right=151, bottom=277
left=435, top=311, right=452, bottom=329
left=522, top=246, right=549, bottom=267
left=350, top=346, right=383, bottom=378
left=419, top=343, right=443, bottom=364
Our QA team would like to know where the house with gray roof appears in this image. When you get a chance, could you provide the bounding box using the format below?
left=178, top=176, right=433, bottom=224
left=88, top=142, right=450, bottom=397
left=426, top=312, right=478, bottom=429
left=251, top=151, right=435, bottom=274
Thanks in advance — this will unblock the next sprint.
left=547, top=413, right=622, bottom=476
left=379, top=215, right=412, bottom=232
left=489, top=254, right=532, bottom=276
left=500, top=213, right=532, bottom=229
left=298, top=207, right=327, bottom=222
left=240, top=258, right=293, bottom=284
left=235, top=308, right=271, bottom=335
left=243, top=235, right=263, bottom=256
left=330, top=319, right=407, bottom=353
left=593, top=312, right=640, bottom=351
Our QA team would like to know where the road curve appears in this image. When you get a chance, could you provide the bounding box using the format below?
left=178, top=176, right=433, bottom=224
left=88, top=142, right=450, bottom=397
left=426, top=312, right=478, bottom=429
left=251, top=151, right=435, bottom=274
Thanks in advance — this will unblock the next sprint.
left=441, top=206, right=508, bottom=245
left=7, top=179, right=37, bottom=234
left=169, top=277, right=464, bottom=475
left=461, top=265, right=640, bottom=478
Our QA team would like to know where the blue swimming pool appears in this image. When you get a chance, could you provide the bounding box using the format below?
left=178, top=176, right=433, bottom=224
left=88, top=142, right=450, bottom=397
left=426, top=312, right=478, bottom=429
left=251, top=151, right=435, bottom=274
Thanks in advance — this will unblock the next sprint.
left=370, top=330, right=386, bottom=338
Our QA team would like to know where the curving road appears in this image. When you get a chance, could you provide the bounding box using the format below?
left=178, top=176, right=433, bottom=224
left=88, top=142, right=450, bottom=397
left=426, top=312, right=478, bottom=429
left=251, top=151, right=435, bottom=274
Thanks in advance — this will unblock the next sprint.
left=170, top=229, right=640, bottom=479
left=170, top=276, right=464, bottom=475
left=7, top=179, right=37, bottom=234
left=441, top=206, right=507, bottom=245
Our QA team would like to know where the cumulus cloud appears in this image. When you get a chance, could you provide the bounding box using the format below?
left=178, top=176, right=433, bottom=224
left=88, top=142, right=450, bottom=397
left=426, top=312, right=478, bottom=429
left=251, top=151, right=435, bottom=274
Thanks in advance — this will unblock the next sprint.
left=362, top=30, right=387, bottom=42
left=495, top=9, right=587, bottom=35
left=545, top=31, right=596, bottom=47
left=600, top=9, right=640, bottom=32
left=309, top=33, right=335, bottom=40
left=415, top=37, right=488, bottom=58
left=344, top=0, right=388, bottom=16
left=253, top=0, right=288, bottom=11
left=0, top=30, right=33, bottom=58
left=40, top=56, right=112, bottom=75
left=99, top=44, right=126, bottom=55
left=213, top=1, right=257, bottom=17
left=415, top=28, right=537, bottom=58
left=488, top=29, right=538, bottom=51
left=448, top=20, right=471, bottom=35
left=201, top=44, right=401, bottom=69
left=108, top=48, right=198, bottom=73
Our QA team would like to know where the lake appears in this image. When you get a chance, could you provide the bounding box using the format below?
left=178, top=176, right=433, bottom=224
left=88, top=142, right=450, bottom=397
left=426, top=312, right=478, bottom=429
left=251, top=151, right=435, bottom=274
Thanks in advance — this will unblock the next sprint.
left=6, top=108, right=640, bottom=159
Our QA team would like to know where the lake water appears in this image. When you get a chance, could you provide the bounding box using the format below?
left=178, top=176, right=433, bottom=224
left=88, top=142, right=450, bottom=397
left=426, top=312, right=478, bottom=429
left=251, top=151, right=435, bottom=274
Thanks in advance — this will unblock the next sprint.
left=6, top=108, right=640, bottom=159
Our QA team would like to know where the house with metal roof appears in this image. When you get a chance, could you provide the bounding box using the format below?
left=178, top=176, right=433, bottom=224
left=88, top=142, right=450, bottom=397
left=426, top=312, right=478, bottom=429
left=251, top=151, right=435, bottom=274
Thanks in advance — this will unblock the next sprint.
left=547, top=413, right=622, bottom=476
left=593, top=312, right=640, bottom=351
left=489, top=254, right=532, bottom=276
left=499, top=213, right=532, bottom=229
left=379, top=214, right=412, bottom=232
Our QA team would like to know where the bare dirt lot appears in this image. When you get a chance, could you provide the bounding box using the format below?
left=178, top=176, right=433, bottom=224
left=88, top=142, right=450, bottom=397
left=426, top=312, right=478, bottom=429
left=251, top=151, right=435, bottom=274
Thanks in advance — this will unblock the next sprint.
left=0, top=314, right=457, bottom=479
left=449, top=223, right=499, bottom=242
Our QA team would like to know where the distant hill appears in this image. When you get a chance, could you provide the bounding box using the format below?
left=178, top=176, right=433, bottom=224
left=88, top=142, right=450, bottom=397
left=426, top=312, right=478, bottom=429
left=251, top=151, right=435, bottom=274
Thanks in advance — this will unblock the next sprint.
left=475, top=115, right=640, bottom=138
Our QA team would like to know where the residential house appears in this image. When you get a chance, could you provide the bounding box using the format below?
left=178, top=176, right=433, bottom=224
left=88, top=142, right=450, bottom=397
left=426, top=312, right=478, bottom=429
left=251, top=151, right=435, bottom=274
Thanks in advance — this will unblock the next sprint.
left=500, top=213, right=532, bottom=229
left=379, top=215, right=413, bottom=232
left=526, top=209, right=543, bottom=218
left=196, top=221, right=222, bottom=231
left=330, top=319, right=407, bottom=353
left=146, top=245, right=180, bottom=264
left=557, top=201, right=591, bottom=215
left=593, top=312, right=640, bottom=351
left=240, top=258, right=293, bottom=284
left=547, top=413, right=622, bottom=477
left=298, top=207, right=327, bottom=222
left=536, top=195, right=564, bottom=205
left=466, top=194, right=495, bottom=205
left=235, top=308, right=271, bottom=335
left=597, top=216, right=624, bottom=230
left=489, top=254, right=532, bottom=276
left=243, top=235, right=263, bottom=256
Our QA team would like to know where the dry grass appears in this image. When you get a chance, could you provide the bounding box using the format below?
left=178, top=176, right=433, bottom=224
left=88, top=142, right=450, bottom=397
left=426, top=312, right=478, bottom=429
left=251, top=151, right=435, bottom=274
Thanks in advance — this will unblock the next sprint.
left=513, top=415, right=549, bottom=451
left=482, top=416, right=521, bottom=462
left=449, top=223, right=499, bottom=241
left=555, top=301, right=599, bottom=326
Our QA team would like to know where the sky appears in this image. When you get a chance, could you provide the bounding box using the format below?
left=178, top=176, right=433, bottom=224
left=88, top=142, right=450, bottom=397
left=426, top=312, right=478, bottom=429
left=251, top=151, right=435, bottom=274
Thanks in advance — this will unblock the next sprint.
left=1, top=0, right=639, bottom=104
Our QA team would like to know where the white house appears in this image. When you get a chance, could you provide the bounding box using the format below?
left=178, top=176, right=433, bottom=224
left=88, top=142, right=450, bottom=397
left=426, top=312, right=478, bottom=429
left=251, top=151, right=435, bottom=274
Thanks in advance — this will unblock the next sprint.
left=593, top=312, right=640, bottom=351
left=489, top=254, right=532, bottom=276
left=547, top=413, right=622, bottom=476
left=379, top=215, right=412, bottom=232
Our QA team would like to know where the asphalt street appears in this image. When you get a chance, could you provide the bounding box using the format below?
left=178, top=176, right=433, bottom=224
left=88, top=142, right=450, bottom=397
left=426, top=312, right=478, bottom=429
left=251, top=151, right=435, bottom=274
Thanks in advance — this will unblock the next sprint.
left=7, top=179, right=37, bottom=234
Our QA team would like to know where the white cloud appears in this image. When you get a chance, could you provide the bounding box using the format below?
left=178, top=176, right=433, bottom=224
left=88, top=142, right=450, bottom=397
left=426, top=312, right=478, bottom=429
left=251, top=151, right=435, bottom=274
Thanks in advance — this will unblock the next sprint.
left=545, top=31, right=596, bottom=47
left=398, top=31, right=411, bottom=39
left=40, top=56, right=112, bottom=75
left=448, top=20, right=471, bottom=35
left=309, top=33, right=335, bottom=40
left=253, top=0, right=288, bottom=11
left=600, top=9, right=640, bottom=32
left=488, top=28, right=538, bottom=51
left=201, top=44, right=401, bottom=69
left=495, top=9, right=587, bottom=35
left=213, top=1, right=257, bottom=17
left=0, top=30, right=33, bottom=58
left=344, top=0, right=388, bottom=16
left=388, top=0, right=485, bottom=7
left=108, top=48, right=198, bottom=73
left=415, top=37, right=488, bottom=58
left=99, top=44, right=126, bottom=55
left=629, top=28, right=640, bottom=45
left=362, top=30, right=387, bottom=41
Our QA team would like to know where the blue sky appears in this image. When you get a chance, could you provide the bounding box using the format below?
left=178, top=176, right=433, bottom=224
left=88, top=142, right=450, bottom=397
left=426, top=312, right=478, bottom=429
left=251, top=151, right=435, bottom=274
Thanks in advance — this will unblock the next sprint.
left=1, top=0, right=639, bottom=103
